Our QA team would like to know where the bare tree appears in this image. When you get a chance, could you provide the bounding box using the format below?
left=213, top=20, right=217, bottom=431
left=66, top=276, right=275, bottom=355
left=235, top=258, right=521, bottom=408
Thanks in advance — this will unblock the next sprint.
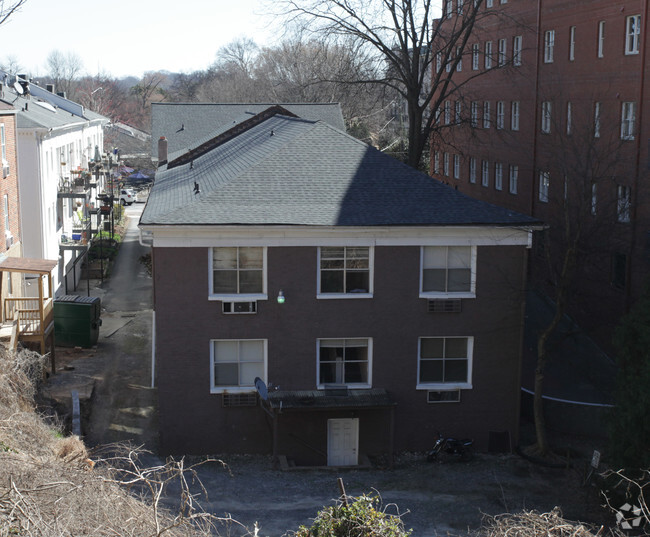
left=0, top=54, right=22, bottom=74
left=277, top=0, right=494, bottom=169
left=0, top=0, right=26, bottom=26
left=45, top=50, right=84, bottom=99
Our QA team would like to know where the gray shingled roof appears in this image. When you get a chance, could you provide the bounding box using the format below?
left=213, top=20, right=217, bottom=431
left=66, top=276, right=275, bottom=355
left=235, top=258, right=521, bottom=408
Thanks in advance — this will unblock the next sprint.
left=141, top=112, right=539, bottom=228
left=151, top=102, right=346, bottom=158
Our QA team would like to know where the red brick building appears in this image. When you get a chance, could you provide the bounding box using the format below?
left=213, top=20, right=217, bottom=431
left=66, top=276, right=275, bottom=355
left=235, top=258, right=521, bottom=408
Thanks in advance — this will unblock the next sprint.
left=432, top=0, right=649, bottom=349
left=0, top=102, right=22, bottom=305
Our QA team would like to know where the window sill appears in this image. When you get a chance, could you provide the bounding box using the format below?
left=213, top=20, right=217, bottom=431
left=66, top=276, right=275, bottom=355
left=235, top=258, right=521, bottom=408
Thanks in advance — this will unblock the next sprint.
left=210, top=387, right=258, bottom=394
left=317, top=384, right=371, bottom=390
left=419, top=292, right=475, bottom=299
left=317, top=293, right=373, bottom=300
left=417, top=383, right=472, bottom=390
left=209, top=294, right=267, bottom=302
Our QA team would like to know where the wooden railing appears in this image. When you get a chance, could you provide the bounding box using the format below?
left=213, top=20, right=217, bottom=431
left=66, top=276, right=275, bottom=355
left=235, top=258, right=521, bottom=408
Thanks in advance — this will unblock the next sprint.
left=4, top=297, right=53, bottom=336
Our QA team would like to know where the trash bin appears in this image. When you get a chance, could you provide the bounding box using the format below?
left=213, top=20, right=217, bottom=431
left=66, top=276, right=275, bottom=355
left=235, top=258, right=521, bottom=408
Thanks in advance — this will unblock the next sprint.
left=54, top=295, right=102, bottom=348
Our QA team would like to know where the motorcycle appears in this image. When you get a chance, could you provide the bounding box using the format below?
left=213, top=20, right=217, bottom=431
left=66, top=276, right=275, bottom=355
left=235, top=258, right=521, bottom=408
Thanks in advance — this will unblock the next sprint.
left=427, top=432, right=474, bottom=462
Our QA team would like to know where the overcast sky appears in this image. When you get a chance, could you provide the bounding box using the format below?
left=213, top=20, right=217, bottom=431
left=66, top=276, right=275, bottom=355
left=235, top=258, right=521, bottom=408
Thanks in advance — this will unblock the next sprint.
left=1, top=0, right=280, bottom=79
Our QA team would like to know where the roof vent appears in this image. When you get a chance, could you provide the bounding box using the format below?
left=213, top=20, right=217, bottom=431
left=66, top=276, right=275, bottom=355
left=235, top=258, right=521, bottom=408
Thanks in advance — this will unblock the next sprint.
left=270, top=129, right=275, bottom=136
left=193, top=182, right=200, bottom=194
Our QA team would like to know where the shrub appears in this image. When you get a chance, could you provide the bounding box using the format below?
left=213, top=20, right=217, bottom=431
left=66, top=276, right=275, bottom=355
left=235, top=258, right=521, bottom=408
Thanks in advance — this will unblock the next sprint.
left=292, top=494, right=411, bottom=537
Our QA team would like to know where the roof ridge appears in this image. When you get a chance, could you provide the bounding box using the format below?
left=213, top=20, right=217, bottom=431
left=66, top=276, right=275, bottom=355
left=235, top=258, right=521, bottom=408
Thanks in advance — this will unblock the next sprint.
left=166, top=106, right=299, bottom=169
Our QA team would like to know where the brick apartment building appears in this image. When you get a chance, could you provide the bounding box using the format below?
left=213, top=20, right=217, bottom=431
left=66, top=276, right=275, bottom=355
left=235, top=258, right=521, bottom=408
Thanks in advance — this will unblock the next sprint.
left=432, top=0, right=649, bottom=349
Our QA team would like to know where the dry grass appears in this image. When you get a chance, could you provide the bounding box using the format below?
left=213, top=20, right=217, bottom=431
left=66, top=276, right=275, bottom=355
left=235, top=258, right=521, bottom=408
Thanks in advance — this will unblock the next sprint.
left=480, top=508, right=620, bottom=537
left=0, top=346, right=255, bottom=536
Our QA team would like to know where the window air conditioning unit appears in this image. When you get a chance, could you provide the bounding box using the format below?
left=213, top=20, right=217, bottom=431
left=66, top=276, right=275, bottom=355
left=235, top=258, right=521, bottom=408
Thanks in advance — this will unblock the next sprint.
left=427, top=298, right=462, bottom=313
left=2, top=159, right=8, bottom=178
left=222, top=301, right=257, bottom=314
left=427, top=389, right=461, bottom=403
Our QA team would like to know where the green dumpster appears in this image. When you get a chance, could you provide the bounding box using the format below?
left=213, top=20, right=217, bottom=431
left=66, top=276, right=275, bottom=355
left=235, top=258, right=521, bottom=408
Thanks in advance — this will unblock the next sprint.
left=54, top=296, right=102, bottom=348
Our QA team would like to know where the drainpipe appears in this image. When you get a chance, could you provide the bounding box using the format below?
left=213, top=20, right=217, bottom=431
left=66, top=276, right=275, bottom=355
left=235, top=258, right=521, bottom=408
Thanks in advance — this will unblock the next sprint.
left=530, top=0, right=543, bottom=217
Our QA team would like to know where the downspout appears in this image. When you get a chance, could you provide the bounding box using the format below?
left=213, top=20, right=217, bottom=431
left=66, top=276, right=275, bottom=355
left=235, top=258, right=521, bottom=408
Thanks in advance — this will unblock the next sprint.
left=529, top=0, right=543, bottom=217
left=627, top=0, right=649, bottom=312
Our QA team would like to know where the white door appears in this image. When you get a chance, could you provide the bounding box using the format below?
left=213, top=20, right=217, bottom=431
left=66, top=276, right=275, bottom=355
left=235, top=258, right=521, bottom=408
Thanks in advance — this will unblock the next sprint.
left=327, top=418, right=359, bottom=466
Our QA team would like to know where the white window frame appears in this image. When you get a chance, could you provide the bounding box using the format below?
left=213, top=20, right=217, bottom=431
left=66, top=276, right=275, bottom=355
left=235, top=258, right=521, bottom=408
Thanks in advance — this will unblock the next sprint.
left=544, top=30, right=555, bottom=63
left=0, top=124, right=5, bottom=164
left=621, top=101, right=636, bottom=140
left=456, top=46, right=463, bottom=71
left=210, top=339, right=268, bottom=394
left=469, top=157, right=477, bottom=183
left=541, top=101, right=552, bottom=133
left=598, top=21, right=605, bottom=58
left=472, top=43, right=480, bottom=70
left=498, top=38, right=507, bottom=66
left=626, top=15, right=641, bottom=55
left=209, top=247, right=268, bottom=301
left=569, top=26, right=576, bottom=61
left=436, top=52, right=442, bottom=73
left=513, top=35, right=522, bottom=66
left=3, top=194, right=8, bottom=233
left=471, top=101, right=478, bottom=127
left=443, top=152, right=450, bottom=176
left=539, top=171, right=550, bottom=202
left=511, top=101, right=520, bottom=131
left=457, top=0, right=464, bottom=14
left=453, top=154, right=460, bottom=179
left=317, top=338, right=372, bottom=389
left=434, top=151, right=440, bottom=174
left=594, top=102, right=601, bottom=138
left=509, top=165, right=518, bottom=194
left=481, top=160, right=489, bottom=187
left=496, top=101, right=505, bottom=129
left=444, top=100, right=451, bottom=124
left=617, top=185, right=631, bottom=223
left=317, top=246, right=374, bottom=299
left=420, top=245, right=477, bottom=298
left=486, top=0, right=493, bottom=7
left=417, top=336, right=474, bottom=390
left=455, top=101, right=462, bottom=124
left=566, top=102, right=572, bottom=135
left=483, top=101, right=491, bottom=128
left=495, top=162, right=503, bottom=191
left=485, top=41, right=493, bottom=69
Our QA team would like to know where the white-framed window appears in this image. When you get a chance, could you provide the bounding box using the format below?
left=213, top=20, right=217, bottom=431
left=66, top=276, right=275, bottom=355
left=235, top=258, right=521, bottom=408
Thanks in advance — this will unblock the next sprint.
left=511, top=101, right=520, bottom=131
left=455, top=101, right=462, bottom=124
left=591, top=183, right=597, bottom=216
left=444, top=101, right=451, bottom=124
left=453, top=154, right=460, bottom=179
left=443, top=152, right=450, bottom=176
left=0, top=123, right=6, bottom=164
left=481, top=160, right=489, bottom=187
left=594, top=102, right=601, bottom=138
left=541, top=101, right=552, bottom=133
left=434, top=151, right=440, bottom=174
left=485, top=41, right=493, bottom=69
left=495, top=162, right=503, bottom=190
left=420, top=246, right=475, bottom=297
left=509, top=165, right=518, bottom=194
left=513, top=35, right=522, bottom=66
left=494, top=101, right=504, bottom=129
left=539, top=171, right=550, bottom=202
left=436, top=52, right=442, bottom=73
left=566, top=102, right=572, bottom=135
left=544, top=30, right=555, bottom=63
left=446, top=55, right=452, bottom=72
left=210, top=339, right=267, bottom=393
left=471, top=101, right=478, bottom=127
left=443, top=0, right=451, bottom=18
left=210, top=247, right=266, bottom=299
left=598, top=21, right=605, bottom=58
left=318, top=338, right=371, bottom=388
left=617, top=185, right=631, bottom=223
left=456, top=46, right=463, bottom=71
left=457, top=0, right=464, bottom=14
left=3, top=194, right=8, bottom=233
left=472, top=43, right=480, bottom=70
left=486, top=0, right=493, bottom=7
left=569, top=26, right=576, bottom=61
left=318, top=246, right=372, bottom=297
left=483, top=101, right=491, bottom=128
left=621, top=102, right=636, bottom=140
left=469, top=157, right=477, bottom=183
left=498, top=38, right=507, bottom=66
left=417, top=336, right=473, bottom=389
left=626, top=15, right=641, bottom=55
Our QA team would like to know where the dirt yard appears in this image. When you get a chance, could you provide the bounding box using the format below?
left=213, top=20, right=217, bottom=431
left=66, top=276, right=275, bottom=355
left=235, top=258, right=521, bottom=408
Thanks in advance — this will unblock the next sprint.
left=149, top=449, right=611, bottom=537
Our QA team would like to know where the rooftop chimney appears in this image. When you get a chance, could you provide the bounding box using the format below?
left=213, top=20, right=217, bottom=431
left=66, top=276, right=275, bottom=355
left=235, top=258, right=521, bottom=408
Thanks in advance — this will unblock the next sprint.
left=46, top=84, right=55, bottom=93
left=158, top=136, right=168, bottom=166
